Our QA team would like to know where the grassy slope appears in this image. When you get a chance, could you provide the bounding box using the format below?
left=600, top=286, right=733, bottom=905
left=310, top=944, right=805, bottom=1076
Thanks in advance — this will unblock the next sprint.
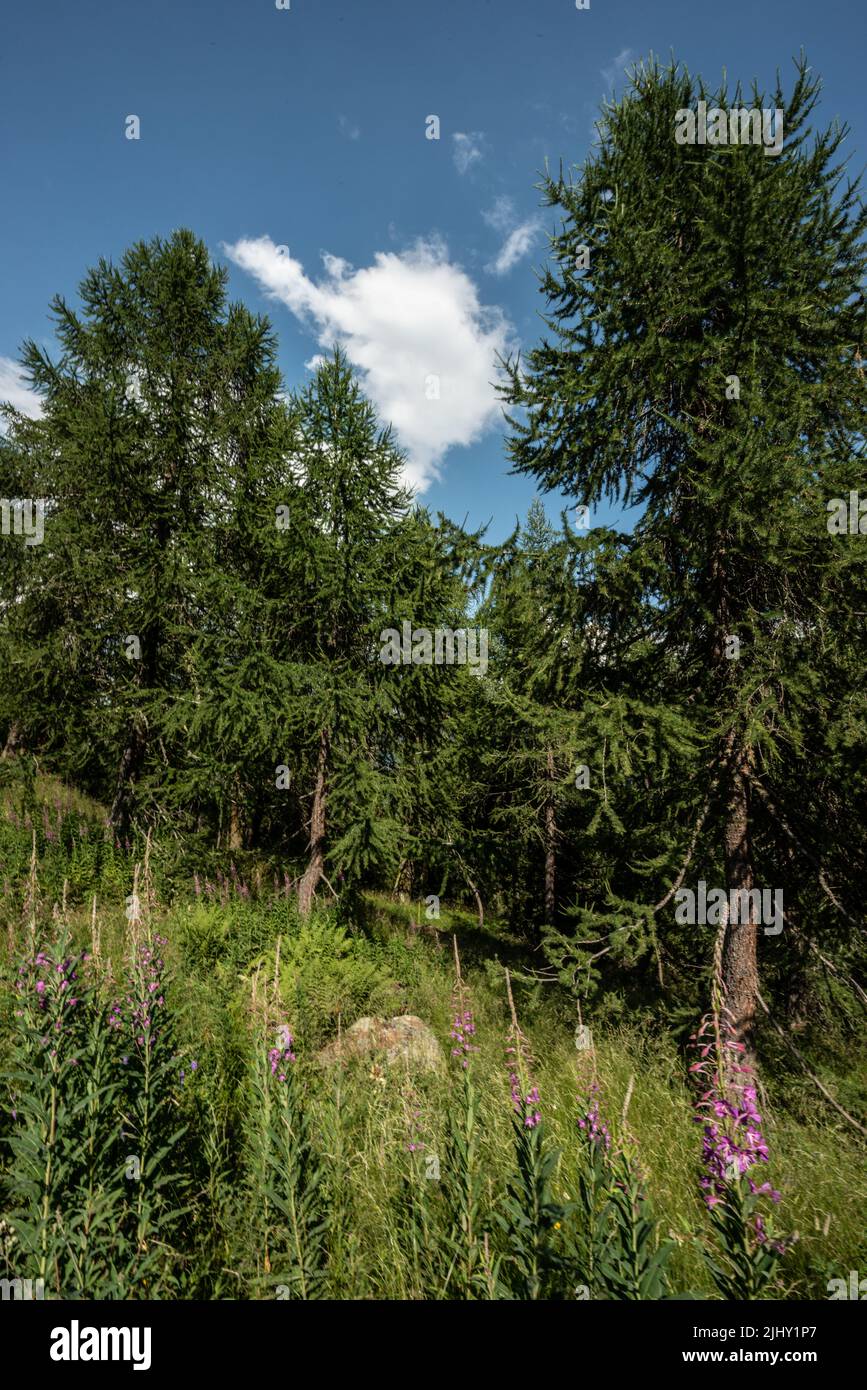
left=0, top=771, right=864, bottom=1298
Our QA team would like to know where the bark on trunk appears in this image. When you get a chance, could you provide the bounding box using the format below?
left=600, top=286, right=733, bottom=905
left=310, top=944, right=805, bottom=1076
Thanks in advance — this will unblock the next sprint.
left=1, top=721, right=23, bottom=759
left=543, top=748, right=556, bottom=926
left=711, top=539, right=760, bottom=1066
left=227, top=772, right=245, bottom=853
left=298, top=728, right=329, bottom=917
left=109, top=720, right=146, bottom=844
left=110, top=615, right=161, bottom=841
left=721, top=746, right=759, bottom=1061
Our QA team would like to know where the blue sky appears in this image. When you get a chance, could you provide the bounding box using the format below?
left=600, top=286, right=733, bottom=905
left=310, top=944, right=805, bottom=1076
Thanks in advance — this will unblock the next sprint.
left=1, top=0, right=864, bottom=541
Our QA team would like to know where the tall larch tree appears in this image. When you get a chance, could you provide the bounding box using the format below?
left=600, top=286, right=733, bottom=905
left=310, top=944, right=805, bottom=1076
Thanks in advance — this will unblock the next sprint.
left=501, top=57, right=867, bottom=1055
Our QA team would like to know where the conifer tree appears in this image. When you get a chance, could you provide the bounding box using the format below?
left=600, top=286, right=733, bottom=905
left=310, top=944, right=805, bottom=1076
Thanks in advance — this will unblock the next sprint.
left=501, top=57, right=867, bottom=1050
left=1, top=231, right=292, bottom=844
left=268, top=351, right=466, bottom=914
left=469, top=502, right=696, bottom=943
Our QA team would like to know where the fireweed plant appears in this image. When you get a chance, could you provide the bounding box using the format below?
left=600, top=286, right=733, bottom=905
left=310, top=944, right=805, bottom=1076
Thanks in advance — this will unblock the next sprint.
left=108, top=929, right=189, bottom=1287
left=2, top=924, right=188, bottom=1296
left=109, top=934, right=187, bottom=1251
left=560, top=1055, right=676, bottom=1300
left=496, top=971, right=564, bottom=1300
left=564, top=1076, right=615, bottom=1293
left=312, top=1041, right=358, bottom=1299
left=243, top=1009, right=329, bottom=1299
left=3, top=931, right=114, bottom=1296
left=399, top=949, right=500, bottom=1300
left=689, top=1013, right=793, bottom=1299
left=396, top=1073, right=446, bottom=1297
left=438, top=947, right=495, bottom=1298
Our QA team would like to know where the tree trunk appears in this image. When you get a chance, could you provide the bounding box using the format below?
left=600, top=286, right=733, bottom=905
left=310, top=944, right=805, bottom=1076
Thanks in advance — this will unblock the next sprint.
left=227, top=803, right=243, bottom=853
left=1, top=721, right=23, bottom=759
left=110, top=613, right=161, bottom=841
left=227, top=771, right=245, bottom=853
left=298, top=728, right=329, bottom=917
left=712, top=544, right=760, bottom=1066
left=543, top=748, right=556, bottom=925
left=109, top=719, right=146, bottom=844
left=721, top=745, right=759, bottom=1061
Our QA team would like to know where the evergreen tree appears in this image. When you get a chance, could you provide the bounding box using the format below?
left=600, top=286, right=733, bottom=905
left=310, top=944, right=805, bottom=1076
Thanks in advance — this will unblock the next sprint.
left=467, top=502, right=696, bottom=947
left=1, top=230, right=292, bottom=845
left=501, top=56, right=867, bottom=1051
left=267, top=351, right=466, bottom=915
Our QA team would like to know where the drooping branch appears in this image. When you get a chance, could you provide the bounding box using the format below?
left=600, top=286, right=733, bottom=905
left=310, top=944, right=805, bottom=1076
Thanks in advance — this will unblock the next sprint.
left=746, top=772, right=866, bottom=936
left=756, top=990, right=867, bottom=1139
left=572, top=738, right=735, bottom=950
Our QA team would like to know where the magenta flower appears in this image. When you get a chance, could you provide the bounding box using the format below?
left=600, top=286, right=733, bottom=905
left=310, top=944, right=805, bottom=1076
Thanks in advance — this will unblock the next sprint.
left=577, top=1081, right=611, bottom=1151
left=504, top=999, right=542, bottom=1129
left=108, top=936, right=169, bottom=1054
left=449, top=1010, right=480, bottom=1068
left=269, top=1027, right=297, bottom=1078
left=508, top=1070, right=542, bottom=1128
left=689, top=1017, right=781, bottom=1230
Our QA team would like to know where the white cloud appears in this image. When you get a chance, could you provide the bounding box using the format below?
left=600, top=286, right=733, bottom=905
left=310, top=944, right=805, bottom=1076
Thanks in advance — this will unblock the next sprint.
left=452, top=131, right=485, bottom=175
left=487, top=223, right=541, bottom=276
left=482, top=197, right=516, bottom=235
left=223, top=235, right=516, bottom=493
left=483, top=197, right=543, bottom=277
left=601, top=47, right=634, bottom=91
left=590, top=49, right=636, bottom=141
left=338, top=115, right=361, bottom=141
left=0, top=357, right=42, bottom=428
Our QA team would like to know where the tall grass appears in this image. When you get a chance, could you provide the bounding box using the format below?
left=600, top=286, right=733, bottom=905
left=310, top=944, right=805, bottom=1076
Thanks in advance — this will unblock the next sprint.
left=0, top=819, right=864, bottom=1298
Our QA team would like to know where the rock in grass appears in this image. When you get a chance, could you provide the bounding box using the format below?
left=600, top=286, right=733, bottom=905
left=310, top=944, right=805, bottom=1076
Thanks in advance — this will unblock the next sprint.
left=316, top=1015, right=443, bottom=1071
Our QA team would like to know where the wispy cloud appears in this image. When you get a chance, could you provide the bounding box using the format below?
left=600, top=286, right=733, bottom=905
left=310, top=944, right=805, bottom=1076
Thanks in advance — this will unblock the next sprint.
left=0, top=357, right=42, bottom=428
left=590, top=48, right=636, bottom=141
left=601, top=47, right=634, bottom=91
left=483, top=197, right=544, bottom=277
left=223, top=235, right=516, bottom=493
left=338, top=114, right=361, bottom=141
left=452, top=131, right=485, bottom=175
